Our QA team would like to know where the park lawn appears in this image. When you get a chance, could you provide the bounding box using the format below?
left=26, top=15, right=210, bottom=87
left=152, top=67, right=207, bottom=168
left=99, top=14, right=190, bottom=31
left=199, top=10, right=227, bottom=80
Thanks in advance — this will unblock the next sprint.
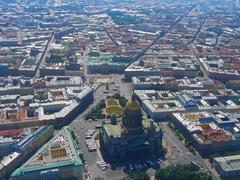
left=105, top=106, right=123, bottom=116
left=106, top=98, right=119, bottom=107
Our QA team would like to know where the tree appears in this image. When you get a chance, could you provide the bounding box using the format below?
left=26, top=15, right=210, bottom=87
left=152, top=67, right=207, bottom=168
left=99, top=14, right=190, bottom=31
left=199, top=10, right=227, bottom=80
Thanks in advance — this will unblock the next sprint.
left=119, top=97, right=127, bottom=107
left=155, top=164, right=212, bottom=180
left=107, top=10, right=143, bottom=25
left=99, top=100, right=106, bottom=109
left=94, top=177, right=105, bottom=180
left=129, top=171, right=150, bottom=180
left=138, top=60, right=144, bottom=66
left=208, top=27, right=223, bottom=35
left=85, top=100, right=106, bottom=120
left=112, top=93, right=128, bottom=107
left=133, top=171, right=150, bottom=180
left=79, top=153, right=85, bottom=165
left=30, top=49, right=40, bottom=57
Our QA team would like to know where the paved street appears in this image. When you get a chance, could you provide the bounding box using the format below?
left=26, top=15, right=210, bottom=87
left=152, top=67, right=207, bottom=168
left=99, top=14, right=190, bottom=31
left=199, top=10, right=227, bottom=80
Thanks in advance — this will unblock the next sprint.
left=161, top=122, right=220, bottom=180
left=35, top=32, right=55, bottom=78
left=70, top=119, right=126, bottom=180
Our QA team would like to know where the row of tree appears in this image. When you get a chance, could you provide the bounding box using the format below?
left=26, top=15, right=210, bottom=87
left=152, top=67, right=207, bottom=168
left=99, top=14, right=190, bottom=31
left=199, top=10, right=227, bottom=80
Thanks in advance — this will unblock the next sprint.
left=94, top=164, right=212, bottom=180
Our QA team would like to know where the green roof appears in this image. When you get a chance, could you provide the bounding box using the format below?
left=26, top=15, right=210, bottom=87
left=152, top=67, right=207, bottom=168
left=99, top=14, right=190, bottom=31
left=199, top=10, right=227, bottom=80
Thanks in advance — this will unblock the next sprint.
left=103, top=124, right=123, bottom=138
left=11, top=126, right=82, bottom=177
left=103, top=118, right=161, bottom=139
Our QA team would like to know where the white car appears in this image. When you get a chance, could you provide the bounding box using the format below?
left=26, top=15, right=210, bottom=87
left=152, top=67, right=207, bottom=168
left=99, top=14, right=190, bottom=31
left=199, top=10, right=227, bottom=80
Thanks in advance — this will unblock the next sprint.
left=85, top=135, right=92, bottom=139
left=129, top=164, right=133, bottom=171
left=100, top=166, right=107, bottom=171
left=96, top=161, right=104, bottom=165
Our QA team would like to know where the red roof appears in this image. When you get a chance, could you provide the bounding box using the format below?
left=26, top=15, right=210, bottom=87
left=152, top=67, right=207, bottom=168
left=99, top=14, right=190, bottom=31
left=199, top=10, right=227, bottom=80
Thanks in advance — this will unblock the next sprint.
left=0, top=129, right=23, bottom=136
left=201, top=129, right=231, bottom=142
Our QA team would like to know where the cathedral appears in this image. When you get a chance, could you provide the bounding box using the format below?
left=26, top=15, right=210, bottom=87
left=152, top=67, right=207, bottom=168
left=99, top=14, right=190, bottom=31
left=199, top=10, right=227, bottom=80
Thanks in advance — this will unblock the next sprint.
left=99, top=95, right=163, bottom=159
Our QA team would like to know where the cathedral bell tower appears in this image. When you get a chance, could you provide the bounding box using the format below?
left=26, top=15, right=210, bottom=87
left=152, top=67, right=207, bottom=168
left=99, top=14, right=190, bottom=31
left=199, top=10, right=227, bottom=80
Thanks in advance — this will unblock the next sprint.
left=122, top=94, right=143, bottom=134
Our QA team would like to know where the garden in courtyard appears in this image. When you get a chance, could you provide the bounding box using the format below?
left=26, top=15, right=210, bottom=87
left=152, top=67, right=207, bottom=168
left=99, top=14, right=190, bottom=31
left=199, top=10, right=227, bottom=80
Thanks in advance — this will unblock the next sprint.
left=85, top=94, right=127, bottom=120
left=103, top=98, right=123, bottom=117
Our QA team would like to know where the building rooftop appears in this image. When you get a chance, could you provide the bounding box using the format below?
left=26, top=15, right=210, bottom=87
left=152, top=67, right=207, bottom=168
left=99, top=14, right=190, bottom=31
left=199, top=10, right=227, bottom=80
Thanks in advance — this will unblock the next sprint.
left=172, top=111, right=240, bottom=144
left=103, top=123, right=123, bottom=138
left=11, top=126, right=82, bottom=177
left=87, top=55, right=129, bottom=66
left=103, top=118, right=160, bottom=138
left=214, top=154, right=240, bottom=171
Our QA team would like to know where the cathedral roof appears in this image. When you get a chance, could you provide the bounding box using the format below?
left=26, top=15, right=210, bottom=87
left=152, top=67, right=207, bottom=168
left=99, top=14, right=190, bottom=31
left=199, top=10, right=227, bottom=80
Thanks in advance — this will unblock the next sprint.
left=125, top=100, right=140, bottom=111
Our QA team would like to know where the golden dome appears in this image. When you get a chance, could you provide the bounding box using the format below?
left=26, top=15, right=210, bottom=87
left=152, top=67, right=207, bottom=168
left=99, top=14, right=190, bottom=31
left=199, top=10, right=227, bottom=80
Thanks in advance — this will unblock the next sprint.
left=125, top=100, right=140, bottom=111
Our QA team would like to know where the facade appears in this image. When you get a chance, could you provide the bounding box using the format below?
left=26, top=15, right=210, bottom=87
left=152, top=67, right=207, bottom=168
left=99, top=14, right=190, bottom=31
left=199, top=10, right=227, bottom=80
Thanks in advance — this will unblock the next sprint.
left=11, top=126, right=83, bottom=180
left=99, top=96, right=163, bottom=159
left=0, top=125, right=54, bottom=179
left=40, top=67, right=65, bottom=77
left=214, top=155, right=240, bottom=179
